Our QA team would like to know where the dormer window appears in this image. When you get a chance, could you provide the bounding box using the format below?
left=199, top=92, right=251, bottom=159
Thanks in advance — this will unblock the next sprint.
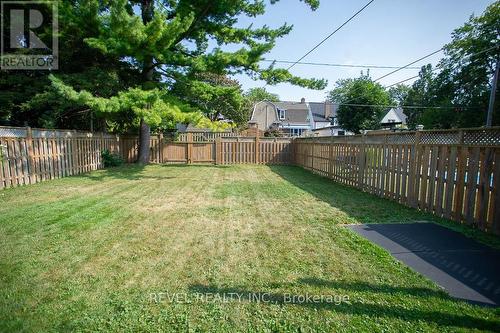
left=278, top=108, right=286, bottom=120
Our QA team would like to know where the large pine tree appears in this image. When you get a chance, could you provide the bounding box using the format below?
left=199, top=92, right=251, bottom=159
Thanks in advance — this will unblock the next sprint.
left=53, top=0, right=327, bottom=163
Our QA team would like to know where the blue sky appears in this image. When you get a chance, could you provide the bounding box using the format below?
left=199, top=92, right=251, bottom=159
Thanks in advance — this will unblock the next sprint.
left=231, top=0, right=495, bottom=102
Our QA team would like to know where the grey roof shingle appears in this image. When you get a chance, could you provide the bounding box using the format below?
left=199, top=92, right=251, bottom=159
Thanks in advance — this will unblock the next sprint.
left=308, top=102, right=337, bottom=122
left=393, top=107, right=408, bottom=124
left=274, top=101, right=310, bottom=124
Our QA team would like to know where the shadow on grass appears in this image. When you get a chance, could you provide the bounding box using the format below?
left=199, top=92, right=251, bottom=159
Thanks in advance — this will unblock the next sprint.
left=268, top=165, right=500, bottom=307
left=267, top=165, right=430, bottom=224
left=295, top=278, right=448, bottom=298
left=188, top=282, right=500, bottom=331
left=79, top=163, right=230, bottom=181
left=268, top=165, right=500, bottom=247
left=77, top=164, right=160, bottom=181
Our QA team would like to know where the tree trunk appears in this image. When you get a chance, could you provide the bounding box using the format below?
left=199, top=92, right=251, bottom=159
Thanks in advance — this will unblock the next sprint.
left=137, top=0, right=154, bottom=164
left=137, top=118, right=151, bottom=164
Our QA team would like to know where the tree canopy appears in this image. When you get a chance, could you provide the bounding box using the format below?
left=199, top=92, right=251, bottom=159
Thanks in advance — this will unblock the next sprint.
left=328, top=74, right=391, bottom=134
left=402, top=2, right=500, bottom=129
left=1, top=0, right=327, bottom=163
left=244, top=87, right=280, bottom=104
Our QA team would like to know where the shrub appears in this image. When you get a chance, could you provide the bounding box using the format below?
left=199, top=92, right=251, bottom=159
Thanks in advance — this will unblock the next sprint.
left=101, top=149, right=123, bottom=167
left=264, top=128, right=283, bottom=137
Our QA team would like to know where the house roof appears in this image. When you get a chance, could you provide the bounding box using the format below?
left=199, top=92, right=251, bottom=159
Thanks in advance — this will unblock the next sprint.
left=393, top=107, right=408, bottom=123
left=381, top=107, right=407, bottom=124
left=274, top=101, right=310, bottom=124
left=308, top=102, right=337, bottom=123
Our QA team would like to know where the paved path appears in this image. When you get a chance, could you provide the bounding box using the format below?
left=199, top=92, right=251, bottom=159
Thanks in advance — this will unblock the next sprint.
left=347, top=222, right=500, bottom=306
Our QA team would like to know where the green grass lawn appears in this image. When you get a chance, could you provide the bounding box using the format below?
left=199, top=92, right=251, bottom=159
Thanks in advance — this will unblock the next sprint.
left=1, top=164, right=499, bottom=332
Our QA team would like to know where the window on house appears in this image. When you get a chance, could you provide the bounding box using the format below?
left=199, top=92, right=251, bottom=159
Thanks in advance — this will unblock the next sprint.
left=331, top=117, right=338, bottom=126
left=278, top=109, right=286, bottom=120
left=289, top=128, right=304, bottom=136
left=388, top=119, right=396, bottom=123
left=338, top=130, right=345, bottom=136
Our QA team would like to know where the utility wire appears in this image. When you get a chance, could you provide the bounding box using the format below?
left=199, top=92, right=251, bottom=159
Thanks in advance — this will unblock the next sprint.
left=373, top=49, right=443, bottom=82
left=330, top=44, right=500, bottom=110
left=334, top=103, right=478, bottom=109
left=286, top=0, right=376, bottom=71
left=384, top=43, right=500, bottom=88
left=385, top=75, right=421, bottom=88
left=261, top=59, right=420, bottom=69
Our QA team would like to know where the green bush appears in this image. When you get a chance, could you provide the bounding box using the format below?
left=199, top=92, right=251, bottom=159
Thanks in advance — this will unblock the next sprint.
left=101, top=149, right=124, bottom=167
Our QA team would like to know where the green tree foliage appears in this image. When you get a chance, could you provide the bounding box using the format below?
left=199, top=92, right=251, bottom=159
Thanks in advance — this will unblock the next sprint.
left=49, top=75, right=227, bottom=131
left=244, top=87, right=280, bottom=104
left=0, top=2, right=136, bottom=130
left=50, top=0, right=327, bottom=162
left=172, top=73, right=248, bottom=125
left=403, top=2, right=500, bottom=129
left=388, top=84, right=410, bottom=106
left=328, top=74, right=391, bottom=133
left=402, top=64, right=438, bottom=128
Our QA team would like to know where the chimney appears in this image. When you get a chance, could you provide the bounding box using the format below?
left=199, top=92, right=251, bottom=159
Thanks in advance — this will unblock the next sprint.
left=300, top=97, right=305, bottom=104
left=324, top=101, right=333, bottom=119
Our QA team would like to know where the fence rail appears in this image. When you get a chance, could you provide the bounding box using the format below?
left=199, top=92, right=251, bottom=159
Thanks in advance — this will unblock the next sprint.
left=294, top=127, right=500, bottom=234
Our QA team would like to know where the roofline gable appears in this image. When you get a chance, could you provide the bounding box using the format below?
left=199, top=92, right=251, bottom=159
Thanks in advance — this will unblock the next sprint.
left=251, top=100, right=279, bottom=121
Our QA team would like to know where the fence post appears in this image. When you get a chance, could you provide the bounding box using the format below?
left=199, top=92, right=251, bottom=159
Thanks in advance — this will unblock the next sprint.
left=457, top=129, right=464, bottom=144
left=255, top=136, right=259, bottom=164
left=215, top=137, right=222, bottom=165
left=25, top=126, right=35, bottom=184
left=158, top=132, right=163, bottom=163
left=408, top=130, right=422, bottom=208
left=99, top=131, right=104, bottom=168
left=357, top=133, right=366, bottom=189
left=187, top=132, right=193, bottom=164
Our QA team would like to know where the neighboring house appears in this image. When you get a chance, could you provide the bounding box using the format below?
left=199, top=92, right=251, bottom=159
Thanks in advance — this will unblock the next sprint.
left=308, top=101, right=352, bottom=136
left=311, top=125, right=352, bottom=137
left=308, top=101, right=336, bottom=129
left=381, top=107, right=408, bottom=129
left=248, top=98, right=350, bottom=137
left=248, top=98, right=311, bottom=136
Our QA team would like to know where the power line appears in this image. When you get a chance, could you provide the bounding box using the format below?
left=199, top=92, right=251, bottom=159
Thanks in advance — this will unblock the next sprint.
left=261, top=59, right=420, bottom=70
left=335, top=103, right=479, bottom=110
left=286, top=0, right=376, bottom=71
left=385, top=75, right=420, bottom=88
left=384, top=43, right=500, bottom=88
left=373, top=48, right=443, bottom=82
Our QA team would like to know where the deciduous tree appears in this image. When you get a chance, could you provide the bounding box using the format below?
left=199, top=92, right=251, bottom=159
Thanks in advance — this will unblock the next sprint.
left=328, top=74, right=390, bottom=133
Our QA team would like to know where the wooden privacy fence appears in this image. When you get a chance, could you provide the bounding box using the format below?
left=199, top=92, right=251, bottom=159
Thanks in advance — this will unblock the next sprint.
left=3, top=124, right=500, bottom=235
left=0, top=126, right=120, bottom=189
left=120, top=134, right=292, bottom=165
left=0, top=127, right=292, bottom=189
left=294, top=127, right=500, bottom=234
left=176, top=131, right=235, bottom=142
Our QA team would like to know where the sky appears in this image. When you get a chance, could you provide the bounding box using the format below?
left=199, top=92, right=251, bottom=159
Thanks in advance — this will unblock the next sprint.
left=230, top=0, right=495, bottom=102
